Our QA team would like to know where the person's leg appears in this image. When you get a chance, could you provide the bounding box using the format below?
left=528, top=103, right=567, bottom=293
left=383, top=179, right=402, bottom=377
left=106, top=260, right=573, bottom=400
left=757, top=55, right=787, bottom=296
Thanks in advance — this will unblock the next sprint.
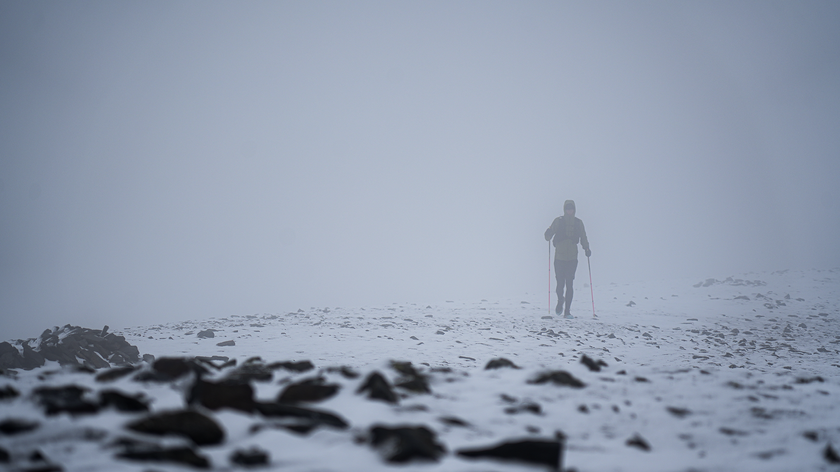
left=554, top=258, right=564, bottom=314
left=564, top=260, right=579, bottom=315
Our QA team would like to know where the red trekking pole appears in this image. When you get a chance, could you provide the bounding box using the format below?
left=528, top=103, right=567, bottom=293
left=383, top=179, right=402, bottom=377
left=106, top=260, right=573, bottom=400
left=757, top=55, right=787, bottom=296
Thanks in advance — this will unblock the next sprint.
left=548, top=240, right=552, bottom=315
left=587, top=256, right=596, bottom=318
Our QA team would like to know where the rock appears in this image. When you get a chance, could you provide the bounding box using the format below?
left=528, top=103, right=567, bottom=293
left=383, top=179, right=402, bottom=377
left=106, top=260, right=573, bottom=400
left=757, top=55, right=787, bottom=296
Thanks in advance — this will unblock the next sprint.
left=223, top=358, right=276, bottom=383
left=626, top=433, right=651, bottom=451
left=324, top=365, right=360, bottom=379
left=369, top=424, right=446, bottom=463
left=0, top=385, right=20, bottom=400
left=666, top=406, right=691, bottom=418
left=197, top=329, right=215, bottom=339
left=32, top=385, right=100, bottom=416
left=99, top=390, right=149, bottom=412
left=278, top=377, right=340, bottom=403
left=216, top=340, right=235, bottom=347
left=0, top=445, right=8, bottom=462
left=126, top=410, right=225, bottom=446
left=254, top=401, right=349, bottom=432
left=134, top=357, right=208, bottom=382
left=188, top=378, right=255, bottom=413
left=114, top=438, right=211, bottom=469
left=95, top=365, right=140, bottom=383
left=528, top=371, right=586, bottom=388
left=485, top=358, right=520, bottom=370
left=580, top=354, right=607, bottom=372
left=21, top=343, right=46, bottom=370
left=230, top=447, right=270, bottom=467
left=0, top=342, right=23, bottom=369
left=826, top=443, right=840, bottom=464
left=357, top=371, right=399, bottom=404
left=0, top=418, right=40, bottom=435
left=391, top=361, right=431, bottom=394
left=269, top=360, right=315, bottom=373
left=457, top=439, right=562, bottom=470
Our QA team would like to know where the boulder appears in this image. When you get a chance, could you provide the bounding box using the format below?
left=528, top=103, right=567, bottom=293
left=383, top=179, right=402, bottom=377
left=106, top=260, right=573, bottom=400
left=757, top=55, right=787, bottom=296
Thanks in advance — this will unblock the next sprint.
left=357, top=371, right=399, bottom=404
left=126, top=410, right=225, bottom=446
left=188, top=378, right=255, bottom=413
left=0, top=418, right=40, bottom=435
left=485, top=358, right=520, bottom=370
left=278, top=377, right=340, bottom=403
left=528, top=371, right=586, bottom=388
left=32, top=385, right=100, bottom=416
left=115, top=438, right=210, bottom=469
left=230, top=447, right=270, bottom=467
left=99, top=390, right=149, bottom=412
left=457, top=439, right=562, bottom=470
left=580, top=354, right=608, bottom=372
left=369, top=424, right=446, bottom=463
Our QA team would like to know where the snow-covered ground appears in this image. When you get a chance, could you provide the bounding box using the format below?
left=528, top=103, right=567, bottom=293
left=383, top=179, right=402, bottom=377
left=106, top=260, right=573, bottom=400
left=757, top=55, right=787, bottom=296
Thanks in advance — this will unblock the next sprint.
left=1, top=268, right=839, bottom=471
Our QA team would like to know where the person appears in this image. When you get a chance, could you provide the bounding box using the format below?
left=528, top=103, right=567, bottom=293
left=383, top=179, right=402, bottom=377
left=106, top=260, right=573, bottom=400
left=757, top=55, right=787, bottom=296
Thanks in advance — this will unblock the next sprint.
left=544, top=200, right=591, bottom=318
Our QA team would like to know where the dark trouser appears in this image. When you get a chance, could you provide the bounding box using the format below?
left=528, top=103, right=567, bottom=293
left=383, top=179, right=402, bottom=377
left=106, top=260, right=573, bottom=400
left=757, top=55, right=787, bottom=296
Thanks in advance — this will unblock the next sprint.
left=554, top=259, right=578, bottom=314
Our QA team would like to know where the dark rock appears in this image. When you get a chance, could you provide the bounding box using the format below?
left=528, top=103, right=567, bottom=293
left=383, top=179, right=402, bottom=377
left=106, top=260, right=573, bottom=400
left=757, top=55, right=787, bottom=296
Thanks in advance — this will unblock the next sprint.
left=505, top=401, right=542, bottom=415
left=216, top=340, right=235, bottom=347
left=826, top=444, right=840, bottom=464
left=0, top=342, right=23, bottom=369
left=197, top=329, right=215, bottom=338
left=796, top=376, right=825, bottom=384
left=485, top=358, right=520, bottom=370
left=666, top=406, right=692, bottom=418
left=0, top=445, right=8, bottom=462
left=135, top=357, right=208, bottom=382
left=95, top=365, right=140, bottom=383
left=0, top=384, right=20, bottom=400
left=224, top=358, right=275, bottom=383
left=32, top=385, right=100, bottom=416
left=188, top=378, right=255, bottom=413
left=230, top=447, right=270, bottom=467
left=115, top=438, right=210, bottom=469
left=126, top=409, right=225, bottom=446
left=99, top=389, right=149, bottom=412
left=369, top=424, right=446, bottom=463
left=21, top=343, right=46, bottom=370
left=457, top=439, right=562, bottom=470
left=529, top=371, right=586, bottom=388
left=580, top=354, right=608, bottom=372
left=439, top=416, right=470, bottom=427
left=278, top=377, right=340, bottom=403
left=626, top=433, right=651, bottom=451
left=0, top=418, right=39, bottom=435
left=324, top=365, right=360, bottom=379
left=391, top=361, right=431, bottom=394
left=357, top=371, right=399, bottom=404
left=269, top=360, right=315, bottom=373
left=254, top=401, right=349, bottom=431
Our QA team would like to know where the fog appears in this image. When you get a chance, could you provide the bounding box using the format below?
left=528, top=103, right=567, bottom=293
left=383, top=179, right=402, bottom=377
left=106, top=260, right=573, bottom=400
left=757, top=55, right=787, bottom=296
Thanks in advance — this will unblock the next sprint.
left=2, top=2, right=839, bottom=340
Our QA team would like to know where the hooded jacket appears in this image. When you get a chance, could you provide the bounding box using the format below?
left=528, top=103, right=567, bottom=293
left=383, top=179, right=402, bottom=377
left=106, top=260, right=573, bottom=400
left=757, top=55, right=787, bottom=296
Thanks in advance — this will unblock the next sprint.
left=544, top=200, right=590, bottom=261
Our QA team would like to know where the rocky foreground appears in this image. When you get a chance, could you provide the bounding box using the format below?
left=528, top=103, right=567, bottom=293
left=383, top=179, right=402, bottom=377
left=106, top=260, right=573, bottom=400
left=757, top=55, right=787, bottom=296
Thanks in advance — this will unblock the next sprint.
left=1, top=269, right=839, bottom=471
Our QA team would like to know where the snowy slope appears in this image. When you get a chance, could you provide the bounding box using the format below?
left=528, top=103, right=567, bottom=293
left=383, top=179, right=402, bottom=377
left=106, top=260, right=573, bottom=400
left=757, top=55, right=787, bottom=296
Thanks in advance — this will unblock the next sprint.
left=1, top=268, right=838, bottom=471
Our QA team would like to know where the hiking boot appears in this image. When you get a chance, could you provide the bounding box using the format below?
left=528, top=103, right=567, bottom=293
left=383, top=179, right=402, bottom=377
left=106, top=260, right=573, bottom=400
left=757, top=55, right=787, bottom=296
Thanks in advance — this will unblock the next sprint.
left=555, top=298, right=564, bottom=315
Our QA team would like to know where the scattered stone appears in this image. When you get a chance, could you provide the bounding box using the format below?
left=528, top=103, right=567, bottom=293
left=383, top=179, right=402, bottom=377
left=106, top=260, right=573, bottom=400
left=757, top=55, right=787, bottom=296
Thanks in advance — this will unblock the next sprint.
left=126, top=409, right=225, bottom=446
left=796, top=376, right=825, bottom=384
left=457, top=439, right=562, bottom=470
left=626, top=433, right=651, bottom=451
left=223, top=358, right=275, bottom=383
left=369, top=424, right=446, bottom=463
left=825, top=443, right=840, bottom=464
left=278, top=377, right=340, bottom=403
left=0, top=418, right=39, bottom=435
left=135, top=357, right=209, bottom=382
left=580, top=354, right=608, bottom=372
left=391, top=361, right=431, bottom=394
left=230, top=447, right=270, bottom=467
left=188, top=378, right=255, bottom=413
left=197, top=329, right=215, bottom=338
left=505, top=401, right=542, bottom=415
left=32, top=385, right=99, bottom=416
left=0, top=385, right=20, bottom=400
left=95, top=365, right=140, bottom=383
left=254, top=401, right=349, bottom=432
left=216, top=340, right=235, bottom=347
left=439, top=416, right=470, bottom=427
left=114, top=438, right=211, bottom=469
left=269, top=360, right=315, bottom=373
left=324, top=365, right=360, bottom=379
left=666, top=406, right=691, bottom=418
left=357, top=371, right=399, bottom=404
left=528, top=371, right=586, bottom=388
left=99, top=389, right=149, bottom=412
left=485, top=358, right=520, bottom=370
left=803, top=431, right=819, bottom=442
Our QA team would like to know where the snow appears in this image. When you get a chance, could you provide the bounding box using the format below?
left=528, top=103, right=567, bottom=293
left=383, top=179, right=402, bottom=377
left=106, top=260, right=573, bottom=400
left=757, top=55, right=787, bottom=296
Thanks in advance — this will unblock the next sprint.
left=1, top=268, right=838, bottom=471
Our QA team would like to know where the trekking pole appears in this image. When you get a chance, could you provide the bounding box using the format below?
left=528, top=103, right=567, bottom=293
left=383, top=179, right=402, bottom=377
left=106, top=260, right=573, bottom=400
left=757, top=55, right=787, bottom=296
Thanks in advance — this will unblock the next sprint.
left=548, top=240, right=552, bottom=315
left=587, top=256, right=596, bottom=318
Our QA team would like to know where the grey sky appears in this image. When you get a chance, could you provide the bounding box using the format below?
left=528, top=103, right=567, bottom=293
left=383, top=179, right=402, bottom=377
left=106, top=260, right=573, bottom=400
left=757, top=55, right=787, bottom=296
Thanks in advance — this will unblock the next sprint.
left=2, top=1, right=839, bottom=340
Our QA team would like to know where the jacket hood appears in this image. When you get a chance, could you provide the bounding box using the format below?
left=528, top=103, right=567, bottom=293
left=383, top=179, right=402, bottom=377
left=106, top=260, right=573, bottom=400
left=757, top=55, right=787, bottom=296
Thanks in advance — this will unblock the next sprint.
left=564, top=200, right=576, bottom=211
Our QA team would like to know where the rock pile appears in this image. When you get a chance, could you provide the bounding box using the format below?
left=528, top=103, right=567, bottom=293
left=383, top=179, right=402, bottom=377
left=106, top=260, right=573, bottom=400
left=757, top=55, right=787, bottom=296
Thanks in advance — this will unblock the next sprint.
left=0, top=325, right=139, bottom=371
left=0, top=354, right=570, bottom=471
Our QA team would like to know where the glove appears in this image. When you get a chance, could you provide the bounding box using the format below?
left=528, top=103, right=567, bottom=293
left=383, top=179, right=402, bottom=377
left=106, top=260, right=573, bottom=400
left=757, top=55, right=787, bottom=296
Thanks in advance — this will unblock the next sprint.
left=585, top=249, right=592, bottom=257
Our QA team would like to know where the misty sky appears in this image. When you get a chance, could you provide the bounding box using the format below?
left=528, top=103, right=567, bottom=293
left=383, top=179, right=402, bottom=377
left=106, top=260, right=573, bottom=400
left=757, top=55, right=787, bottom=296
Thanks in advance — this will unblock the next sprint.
left=2, top=1, right=839, bottom=340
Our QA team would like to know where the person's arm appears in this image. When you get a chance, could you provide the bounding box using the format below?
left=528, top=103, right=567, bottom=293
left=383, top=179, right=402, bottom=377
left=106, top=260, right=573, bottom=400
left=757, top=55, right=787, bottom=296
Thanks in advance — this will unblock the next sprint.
left=545, top=218, right=558, bottom=241
left=579, top=220, right=591, bottom=256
